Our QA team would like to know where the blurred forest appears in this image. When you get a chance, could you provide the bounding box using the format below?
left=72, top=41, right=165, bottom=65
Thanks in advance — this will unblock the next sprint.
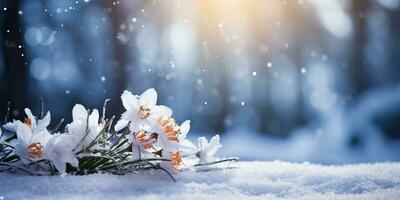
left=1, top=0, right=400, bottom=140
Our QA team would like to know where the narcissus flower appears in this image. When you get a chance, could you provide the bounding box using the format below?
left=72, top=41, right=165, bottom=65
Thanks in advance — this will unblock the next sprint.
left=197, top=135, right=222, bottom=164
left=128, top=130, right=157, bottom=160
left=14, top=122, right=52, bottom=162
left=0, top=88, right=231, bottom=176
left=161, top=150, right=183, bottom=172
left=154, top=117, right=196, bottom=154
left=66, top=104, right=101, bottom=153
left=44, top=134, right=79, bottom=175
left=4, top=108, right=51, bottom=133
left=115, top=88, right=172, bottom=132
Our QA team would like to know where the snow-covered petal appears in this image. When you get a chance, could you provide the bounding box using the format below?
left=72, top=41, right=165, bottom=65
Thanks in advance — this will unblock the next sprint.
left=3, top=120, right=21, bottom=132
left=206, top=135, right=222, bottom=156
left=67, top=120, right=97, bottom=152
left=67, top=104, right=101, bottom=152
left=197, top=137, right=207, bottom=151
left=16, top=123, right=32, bottom=147
left=45, top=134, right=79, bottom=175
left=89, top=109, right=99, bottom=126
left=139, top=88, right=157, bottom=108
left=67, top=120, right=86, bottom=139
left=121, top=90, right=138, bottom=110
left=115, top=119, right=129, bottom=131
left=53, top=159, right=67, bottom=176
left=36, top=111, right=51, bottom=131
left=152, top=105, right=172, bottom=118
left=197, top=135, right=222, bottom=164
left=72, top=104, right=88, bottom=122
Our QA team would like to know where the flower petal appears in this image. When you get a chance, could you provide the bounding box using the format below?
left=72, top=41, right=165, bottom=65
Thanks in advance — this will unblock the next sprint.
left=180, top=139, right=197, bottom=154
left=72, top=104, right=88, bottom=122
left=129, top=122, right=143, bottom=132
left=56, top=136, right=79, bottom=167
left=197, top=137, right=208, bottom=151
left=121, top=110, right=136, bottom=121
left=114, top=119, right=129, bottom=131
left=24, top=108, right=37, bottom=127
left=16, top=123, right=32, bottom=147
left=67, top=120, right=86, bottom=147
left=31, top=130, right=52, bottom=145
left=131, top=144, right=141, bottom=160
left=68, top=156, right=79, bottom=168
left=139, top=88, right=157, bottom=108
left=121, top=90, right=138, bottom=110
left=45, top=134, right=79, bottom=175
left=89, top=109, right=99, bottom=126
left=207, top=135, right=222, bottom=156
left=36, top=111, right=51, bottom=131
left=179, top=120, right=190, bottom=139
left=152, top=105, right=172, bottom=118
left=53, top=159, right=67, bottom=176
left=3, top=120, right=20, bottom=132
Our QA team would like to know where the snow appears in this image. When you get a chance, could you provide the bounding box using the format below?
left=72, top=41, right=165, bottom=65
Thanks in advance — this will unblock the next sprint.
left=1, top=161, right=400, bottom=200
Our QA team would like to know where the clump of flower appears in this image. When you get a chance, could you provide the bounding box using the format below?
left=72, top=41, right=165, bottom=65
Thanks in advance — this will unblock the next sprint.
left=0, top=88, right=237, bottom=178
left=2, top=109, right=78, bottom=175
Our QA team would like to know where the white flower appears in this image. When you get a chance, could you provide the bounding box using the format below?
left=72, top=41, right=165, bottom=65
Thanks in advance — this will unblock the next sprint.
left=174, top=120, right=197, bottom=153
left=161, top=150, right=182, bottom=172
left=66, top=104, right=101, bottom=153
left=14, top=122, right=52, bottom=163
left=3, top=108, right=51, bottom=133
left=16, top=123, right=78, bottom=175
left=154, top=118, right=196, bottom=172
left=44, top=134, right=79, bottom=175
left=155, top=118, right=196, bottom=154
left=115, top=88, right=172, bottom=132
left=197, top=135, right=222, bottom=164
left=128, top=130, right=157, bottom=160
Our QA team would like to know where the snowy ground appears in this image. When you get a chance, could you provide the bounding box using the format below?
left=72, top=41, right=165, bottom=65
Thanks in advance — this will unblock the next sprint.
left=1, top=161, right=400, bottom=200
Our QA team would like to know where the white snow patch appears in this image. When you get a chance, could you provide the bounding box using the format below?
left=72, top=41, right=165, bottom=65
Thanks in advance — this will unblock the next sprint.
left=0, top=161, right=399, bottom=199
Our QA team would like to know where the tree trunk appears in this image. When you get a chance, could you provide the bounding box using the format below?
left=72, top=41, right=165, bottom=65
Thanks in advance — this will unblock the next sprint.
left=350, top=0, right=370, bottom=97
left=1, top=0, right=28, bottom=117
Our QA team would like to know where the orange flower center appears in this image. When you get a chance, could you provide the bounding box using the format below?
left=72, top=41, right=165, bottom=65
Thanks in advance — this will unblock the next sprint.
left=138, top=106, right=151, bottom=119
left=27, top=142, right=43, bottom=158
left=157, top=117, right=181, bottom=142
left=134, top=130, right=156, bottom=149
left=24, top=118, right=32, bottom=127
left=170, top=151, right=182, bottom=172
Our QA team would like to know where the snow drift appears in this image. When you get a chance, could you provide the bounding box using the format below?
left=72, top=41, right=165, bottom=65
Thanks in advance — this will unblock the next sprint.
left=1, top=161, right=399, bottom=200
